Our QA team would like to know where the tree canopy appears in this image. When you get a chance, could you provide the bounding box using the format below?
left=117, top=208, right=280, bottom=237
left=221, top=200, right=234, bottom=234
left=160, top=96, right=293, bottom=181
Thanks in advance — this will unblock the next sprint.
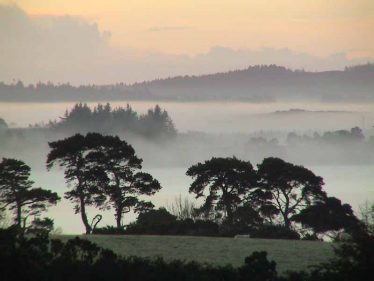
left=84, top=134, right=162, bottom=228
left=47, top=133, right=108, bottom=234
left=50, top=103, right=177, bottom=138
left=256, top=157, right=326, bottom=229
left=187, top=157, right=257, bottom=224
left=292, top=196, right=360, bottom=236
left=0, top=158, right=60, bottom=229
left=47, top=133, right=161, bottom=233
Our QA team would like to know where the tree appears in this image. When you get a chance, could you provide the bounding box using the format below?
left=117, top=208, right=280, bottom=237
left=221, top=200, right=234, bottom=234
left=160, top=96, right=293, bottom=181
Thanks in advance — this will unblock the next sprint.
left=0, top=117, right=7, bottom=130
left=47, top=133, right=161, bottom=232
left=86, top=134, right=161, bottom=228
left=27, top=217, right=55, bottom=235
left=292, top=197, right=359, bottom=237
left=186, top=157, right=257, bottom=224
left=232, top=203, right=264, bottom=228
left=359, top=201, right=374, bottom=235
left=166, top=195, right=198, bottom=220
left=257, top=157, right=326, bottom=229
left=0, top=158, right=60, bottom=229
left=126, top=207, right=177, bottom=234
left=47, top=134, right=107, bottom=234
left=139, top=104, right=177, bottom=137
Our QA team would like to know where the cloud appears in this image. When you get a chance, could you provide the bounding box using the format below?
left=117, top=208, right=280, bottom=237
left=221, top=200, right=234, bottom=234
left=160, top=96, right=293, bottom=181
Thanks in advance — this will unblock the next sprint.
left=0, top=5, right=372, bottom=85
left=0, top=5, right=112, bottom=83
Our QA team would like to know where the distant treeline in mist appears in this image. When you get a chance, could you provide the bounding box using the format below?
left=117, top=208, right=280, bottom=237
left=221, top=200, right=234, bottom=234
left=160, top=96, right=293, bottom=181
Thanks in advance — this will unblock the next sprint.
left=1, top=102, right=374, bottom=166
left=48, top=103, right=177, bottom=138
left=0, top=64, right=373, bottom=102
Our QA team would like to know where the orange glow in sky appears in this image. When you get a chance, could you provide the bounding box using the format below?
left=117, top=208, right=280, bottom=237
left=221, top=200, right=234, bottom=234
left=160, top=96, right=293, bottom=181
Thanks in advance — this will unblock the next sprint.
left=2, top=0, right=374, bottom=57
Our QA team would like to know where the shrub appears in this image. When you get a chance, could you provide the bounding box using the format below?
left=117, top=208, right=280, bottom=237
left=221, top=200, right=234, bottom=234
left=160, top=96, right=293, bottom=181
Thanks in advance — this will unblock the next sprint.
left=250, top=225, right=300, bottom=240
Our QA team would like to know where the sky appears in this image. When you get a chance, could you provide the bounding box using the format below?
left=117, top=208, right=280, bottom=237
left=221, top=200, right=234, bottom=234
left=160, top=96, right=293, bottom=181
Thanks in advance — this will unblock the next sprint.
left=1, top=0, right=373, bottom=84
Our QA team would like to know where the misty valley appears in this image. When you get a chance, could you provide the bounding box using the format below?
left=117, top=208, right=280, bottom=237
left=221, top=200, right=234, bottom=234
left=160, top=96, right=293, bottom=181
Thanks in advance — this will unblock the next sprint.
left=0, top=101, right=373, bottom=234
left=2, top=2, right=374, bottom=280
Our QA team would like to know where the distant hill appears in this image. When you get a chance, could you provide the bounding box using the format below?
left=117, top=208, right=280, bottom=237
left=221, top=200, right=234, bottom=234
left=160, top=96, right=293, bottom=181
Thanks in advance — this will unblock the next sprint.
left=0, top=64, right=373, bottom=102
left=270, top=109, right=353, bottom=115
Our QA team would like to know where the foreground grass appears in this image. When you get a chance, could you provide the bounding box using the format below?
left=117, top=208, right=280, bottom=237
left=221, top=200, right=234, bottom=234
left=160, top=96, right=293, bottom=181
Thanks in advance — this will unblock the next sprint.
left=58, top=235, right=334, bottom=274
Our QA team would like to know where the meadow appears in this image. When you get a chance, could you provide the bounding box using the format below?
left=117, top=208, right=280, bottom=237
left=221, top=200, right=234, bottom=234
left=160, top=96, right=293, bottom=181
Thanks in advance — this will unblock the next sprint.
left=59, top=235, right=335, bottom=274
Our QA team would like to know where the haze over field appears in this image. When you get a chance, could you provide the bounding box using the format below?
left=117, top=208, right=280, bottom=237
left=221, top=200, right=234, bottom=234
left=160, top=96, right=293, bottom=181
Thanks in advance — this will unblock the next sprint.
left=0, top=0, right=373, bottom=236
left=1, top=101, right=374, bottom=233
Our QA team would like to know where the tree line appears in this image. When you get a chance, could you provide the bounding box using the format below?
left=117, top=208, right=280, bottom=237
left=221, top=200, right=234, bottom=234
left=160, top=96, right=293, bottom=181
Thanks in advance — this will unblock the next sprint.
left=49, top=103, right=177, bottom=138
left=1, top=63, right=373, bottom=102
left=0, top=132, right=362, bottom=239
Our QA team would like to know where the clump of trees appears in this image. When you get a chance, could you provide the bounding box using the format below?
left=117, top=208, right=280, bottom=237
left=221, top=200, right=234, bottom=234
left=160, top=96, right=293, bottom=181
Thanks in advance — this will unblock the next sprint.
left=286, top=126, right=365, bottom=145
left=119, top=156, right=360, bottom=239
left=46, top=133, right=162, bottom=234
left=50, top=103, right=177, bottom=138
left=185, top=156, right=361, bottom=239
left=0, top=158, right=60, bottom=233
left=0, top=129, right=362, bottom=239
left=123, top=207, right=220, bottom=236
left=0, top=118, right=7, bottom=130
left=187, top=157, right=257, bottom=225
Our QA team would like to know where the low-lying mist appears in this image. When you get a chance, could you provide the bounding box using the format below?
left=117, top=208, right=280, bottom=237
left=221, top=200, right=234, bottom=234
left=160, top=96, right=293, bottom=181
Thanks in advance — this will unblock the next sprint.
left=1, top=101, right=374, bottom=233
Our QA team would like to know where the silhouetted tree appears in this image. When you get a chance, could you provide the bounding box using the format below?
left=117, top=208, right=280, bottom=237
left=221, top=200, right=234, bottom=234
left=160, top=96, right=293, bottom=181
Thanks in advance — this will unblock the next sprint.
left=47, top=134, right=107, bottom=234
left=0, top=158, right=60, bottom=229
left=232, top=203, right=264, bottom=228
left=0, top=117, right=7, bottom=130
left=27, top=217, right=55, bottom=235
left=292, top=196, right=359, bottom=237
left=58, top=103, right=92, bottom=132
left=166, top=195, right=198, bottom=220
left=359, top=201, right=374, bottom=235
left=112, top=104, right=138, bottom=131
left=126, top=208, right=177, bottom=234
left=239, top=251, right=277, bottom=281
left=257, top=157, right=326, bottom=229
left=139, top=104, right=177, bottom=137
left=86, top=134, right=161, bottom=228
left=50, top=103, right=177, bottom=138
left=187, top=157, right=257, bottom=224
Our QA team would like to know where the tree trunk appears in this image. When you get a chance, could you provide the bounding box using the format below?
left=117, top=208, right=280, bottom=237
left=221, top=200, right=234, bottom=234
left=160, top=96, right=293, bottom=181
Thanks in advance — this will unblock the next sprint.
left=16, top=202, right=22, bottom=227
left=283, top=214, right=291, bottom=230
left=226, top=206, right=234, bottom=225
left=116, top=207, right=123, bottom=229
left=79, top=196, right=91, bottom=234
left=222, top=189, right=234, bottom=225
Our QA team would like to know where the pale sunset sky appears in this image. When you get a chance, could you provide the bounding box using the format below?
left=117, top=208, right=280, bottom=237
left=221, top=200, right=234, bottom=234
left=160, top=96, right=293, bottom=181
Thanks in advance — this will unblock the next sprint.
left=1, top=0, right=373, bottom=83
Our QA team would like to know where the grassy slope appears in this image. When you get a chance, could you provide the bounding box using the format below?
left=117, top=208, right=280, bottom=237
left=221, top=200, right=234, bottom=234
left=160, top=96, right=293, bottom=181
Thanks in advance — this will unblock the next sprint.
left=59, top=235, right=334, bottom=274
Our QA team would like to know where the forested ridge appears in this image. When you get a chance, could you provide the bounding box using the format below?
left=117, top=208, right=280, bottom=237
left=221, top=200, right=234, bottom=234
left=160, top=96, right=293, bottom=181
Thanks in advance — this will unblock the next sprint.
left=1, top=64, right=373, bottom=102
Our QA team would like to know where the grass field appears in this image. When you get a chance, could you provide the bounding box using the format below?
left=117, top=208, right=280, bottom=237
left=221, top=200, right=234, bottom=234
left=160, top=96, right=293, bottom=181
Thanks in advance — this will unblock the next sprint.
left=59, top=235, right=335, bottom=274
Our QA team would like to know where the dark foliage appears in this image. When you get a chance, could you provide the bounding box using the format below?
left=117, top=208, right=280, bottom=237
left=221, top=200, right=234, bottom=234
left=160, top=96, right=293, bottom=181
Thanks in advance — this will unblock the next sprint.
left=92, top=225, right=126, bottom=235
left=0, top=227, right=280, bottom=281
left=303, top=228, right=374, bottom=281
left=249, top=225, right=300, bottom=240
left=47, top=134, right=109, bottom=234
left=287, top=126, right=365, bottom=145
left=0, top=158, right=60, bottom=229
left=124, top=208, right=220, bottom=236
left=256, top=157, right=326, bottom=229
left=50, top=103, right=177, bottom=138
left=1, top=225, right=373, bottom=281
left=47, top=133, right=161, bottom=233
left=26, top=217, right=55, bottom=235
left=292, top=196, right=360, bottom=236
left=187, top=157, right=257, bottom=224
